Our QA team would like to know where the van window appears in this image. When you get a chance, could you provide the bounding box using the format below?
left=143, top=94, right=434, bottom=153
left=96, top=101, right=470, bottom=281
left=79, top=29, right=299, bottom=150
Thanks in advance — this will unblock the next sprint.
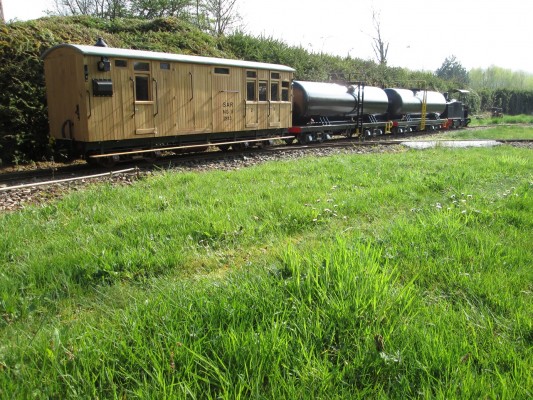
left=282, top=81, right=290, bottom=101
left=259, top=81, right=267, bottom=101
left=215, top=67, right=230, bottom=75
left=247, top=81, right=256, bottom=101
left=271, top=81, right=279, bottom=101
left=135, top=75, right=150, bottom=101
left=134, top=62, right=150, bottom=71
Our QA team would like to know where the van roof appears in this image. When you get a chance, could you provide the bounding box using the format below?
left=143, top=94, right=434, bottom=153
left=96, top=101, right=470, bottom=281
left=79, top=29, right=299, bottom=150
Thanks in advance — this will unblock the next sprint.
left=42, top=44, right=296, bottom=72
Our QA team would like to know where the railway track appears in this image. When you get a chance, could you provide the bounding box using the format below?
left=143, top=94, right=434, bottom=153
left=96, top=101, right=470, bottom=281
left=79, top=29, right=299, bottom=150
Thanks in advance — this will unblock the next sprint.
left=0, top=128, right=457, bottom=188
left=1, top=130, right=531, bottom=212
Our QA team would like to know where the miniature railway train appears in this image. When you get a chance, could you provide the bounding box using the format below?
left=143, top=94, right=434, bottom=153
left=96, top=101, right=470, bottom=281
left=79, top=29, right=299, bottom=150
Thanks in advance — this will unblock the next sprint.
left=42, top=41, right=470, bottom=164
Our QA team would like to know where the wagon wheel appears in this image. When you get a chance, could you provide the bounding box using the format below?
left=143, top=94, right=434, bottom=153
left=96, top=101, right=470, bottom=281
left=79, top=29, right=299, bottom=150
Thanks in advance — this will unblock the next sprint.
left=98, top=155, right=119, bottom=168
left=144, top=150, right=162, bottom=163
left=232, top=142, right=250, bottom=151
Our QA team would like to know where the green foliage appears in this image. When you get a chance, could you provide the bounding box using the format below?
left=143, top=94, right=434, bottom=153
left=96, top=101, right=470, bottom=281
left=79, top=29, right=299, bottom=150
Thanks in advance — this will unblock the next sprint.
left=222, top=32, right=446, bottom=89
left=435, top=55, right=469, bottom=86
left=474, top=88, right=533, bottom=115
left=129, top=0, right=194, bottom=19
left=469, top=66, right=533, bottom=91
left=460, top=66, right=533, bottom=115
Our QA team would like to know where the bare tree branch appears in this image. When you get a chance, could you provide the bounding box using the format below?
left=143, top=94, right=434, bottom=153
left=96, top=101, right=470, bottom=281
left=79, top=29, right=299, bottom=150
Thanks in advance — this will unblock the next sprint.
left=371, top=9, right=389, bottom=66
left=203, top=0, right=240, bottom=36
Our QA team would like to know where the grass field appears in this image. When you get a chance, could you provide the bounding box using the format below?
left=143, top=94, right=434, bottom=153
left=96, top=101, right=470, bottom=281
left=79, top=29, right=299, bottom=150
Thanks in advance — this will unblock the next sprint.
left=1, top=143, right=532, bottom=398
left=469, top=114, right=533, bottom=126
left=444, top=126, right=533, bottom=140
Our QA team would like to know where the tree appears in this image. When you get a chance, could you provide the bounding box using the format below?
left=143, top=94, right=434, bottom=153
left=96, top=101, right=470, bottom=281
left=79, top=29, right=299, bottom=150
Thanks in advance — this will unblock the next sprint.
left=0, top=0, right=5, bottom=23
left=202, top=0, right=240, bottom=36
left=435, top=55, right=469, bottom=86
left=51, top=0, right=241, bottom=34
left=130, top=0, right=193, bottom=19
left=371, top=9, right=389, bottom=66
left=53, top=0, right=130, bottom=19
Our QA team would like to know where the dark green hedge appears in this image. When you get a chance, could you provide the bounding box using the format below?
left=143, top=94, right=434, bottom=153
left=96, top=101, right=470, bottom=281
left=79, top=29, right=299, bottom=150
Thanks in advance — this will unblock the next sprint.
left=477, top=89, right=533, bottom=115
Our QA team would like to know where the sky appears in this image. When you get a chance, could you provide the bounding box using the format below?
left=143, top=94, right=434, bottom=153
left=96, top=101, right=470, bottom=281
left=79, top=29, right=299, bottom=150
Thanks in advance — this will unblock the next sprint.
left=3, top=0, right=533, bottom=74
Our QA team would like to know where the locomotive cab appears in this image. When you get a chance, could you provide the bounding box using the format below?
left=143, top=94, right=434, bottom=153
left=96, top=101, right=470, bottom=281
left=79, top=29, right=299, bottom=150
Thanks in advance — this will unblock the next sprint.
left=441, top=89, right=471, bottom=128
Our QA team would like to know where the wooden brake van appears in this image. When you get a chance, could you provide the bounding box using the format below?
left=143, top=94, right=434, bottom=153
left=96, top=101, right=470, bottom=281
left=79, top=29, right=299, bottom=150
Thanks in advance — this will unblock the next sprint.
left=42, top=41, right=295, bottom=162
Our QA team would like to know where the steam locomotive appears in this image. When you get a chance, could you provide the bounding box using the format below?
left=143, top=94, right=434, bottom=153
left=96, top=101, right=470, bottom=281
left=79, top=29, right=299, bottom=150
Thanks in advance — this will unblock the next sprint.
left=42, top=42, right=470, bottom=164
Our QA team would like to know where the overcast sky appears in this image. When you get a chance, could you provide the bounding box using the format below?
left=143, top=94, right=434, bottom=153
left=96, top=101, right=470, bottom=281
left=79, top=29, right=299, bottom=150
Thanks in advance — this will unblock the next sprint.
left=4, top=0, right=533, bottom=73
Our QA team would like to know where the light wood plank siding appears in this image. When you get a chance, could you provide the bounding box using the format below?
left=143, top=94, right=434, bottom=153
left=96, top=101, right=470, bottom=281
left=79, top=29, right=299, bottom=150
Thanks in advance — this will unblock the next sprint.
left=43, top=45, right=295, bottom=144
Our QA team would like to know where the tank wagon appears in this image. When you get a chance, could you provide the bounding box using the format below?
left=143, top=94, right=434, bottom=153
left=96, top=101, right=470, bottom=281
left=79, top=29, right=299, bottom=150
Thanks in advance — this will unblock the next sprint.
left=42, top=40, right=294, bottom=164
left=289, top=81, right=469, bottom=143
left=43, top=42, right=470, bottom=163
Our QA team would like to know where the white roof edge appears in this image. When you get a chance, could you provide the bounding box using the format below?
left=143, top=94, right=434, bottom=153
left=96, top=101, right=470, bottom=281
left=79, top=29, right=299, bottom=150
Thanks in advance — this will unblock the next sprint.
left=42, top=44, right=295, bottom=72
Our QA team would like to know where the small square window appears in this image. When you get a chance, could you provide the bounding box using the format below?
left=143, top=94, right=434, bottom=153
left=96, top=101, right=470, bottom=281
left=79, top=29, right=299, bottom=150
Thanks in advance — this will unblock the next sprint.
left=160, top=62, right=171, bottom=70
left=115, top=60, right=127, bottom=67
left=247, top=71, right=257, bottom=78
left=215, top=67, right=230, bottom=75
left=271, top=72, right=280, bottom=79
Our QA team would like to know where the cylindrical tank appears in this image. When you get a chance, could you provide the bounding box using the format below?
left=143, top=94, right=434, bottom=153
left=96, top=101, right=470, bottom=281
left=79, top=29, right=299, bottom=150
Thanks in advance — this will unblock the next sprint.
left=347, top=85, right=389, bottom=115
left=385, top=88, right=447, bottom=115
left=385, top=88, right=420, bottom=115
left=414, top=91, right=446, bottom=114
left=292, top=81, right=388, bottom=120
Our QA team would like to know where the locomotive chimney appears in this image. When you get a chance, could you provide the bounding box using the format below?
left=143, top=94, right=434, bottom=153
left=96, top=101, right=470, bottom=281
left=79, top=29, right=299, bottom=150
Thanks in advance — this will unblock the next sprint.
left=94, top=37, right=108, bottom=47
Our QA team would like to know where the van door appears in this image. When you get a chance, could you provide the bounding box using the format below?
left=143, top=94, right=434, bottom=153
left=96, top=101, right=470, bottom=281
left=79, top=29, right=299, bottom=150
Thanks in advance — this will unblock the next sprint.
left=268, top=72, right=282, bottom=127
left=132, top=61, right=157, bottom=135
left=245, top=70, right=259, bottom=128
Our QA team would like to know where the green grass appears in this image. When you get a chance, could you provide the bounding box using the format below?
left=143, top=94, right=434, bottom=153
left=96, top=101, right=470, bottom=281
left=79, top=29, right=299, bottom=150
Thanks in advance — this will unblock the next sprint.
left=1, top=145, right=532, bottom=398
left=436, top=125, right=533, bottom=140
left=470, top=114, right=533, bottom=126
